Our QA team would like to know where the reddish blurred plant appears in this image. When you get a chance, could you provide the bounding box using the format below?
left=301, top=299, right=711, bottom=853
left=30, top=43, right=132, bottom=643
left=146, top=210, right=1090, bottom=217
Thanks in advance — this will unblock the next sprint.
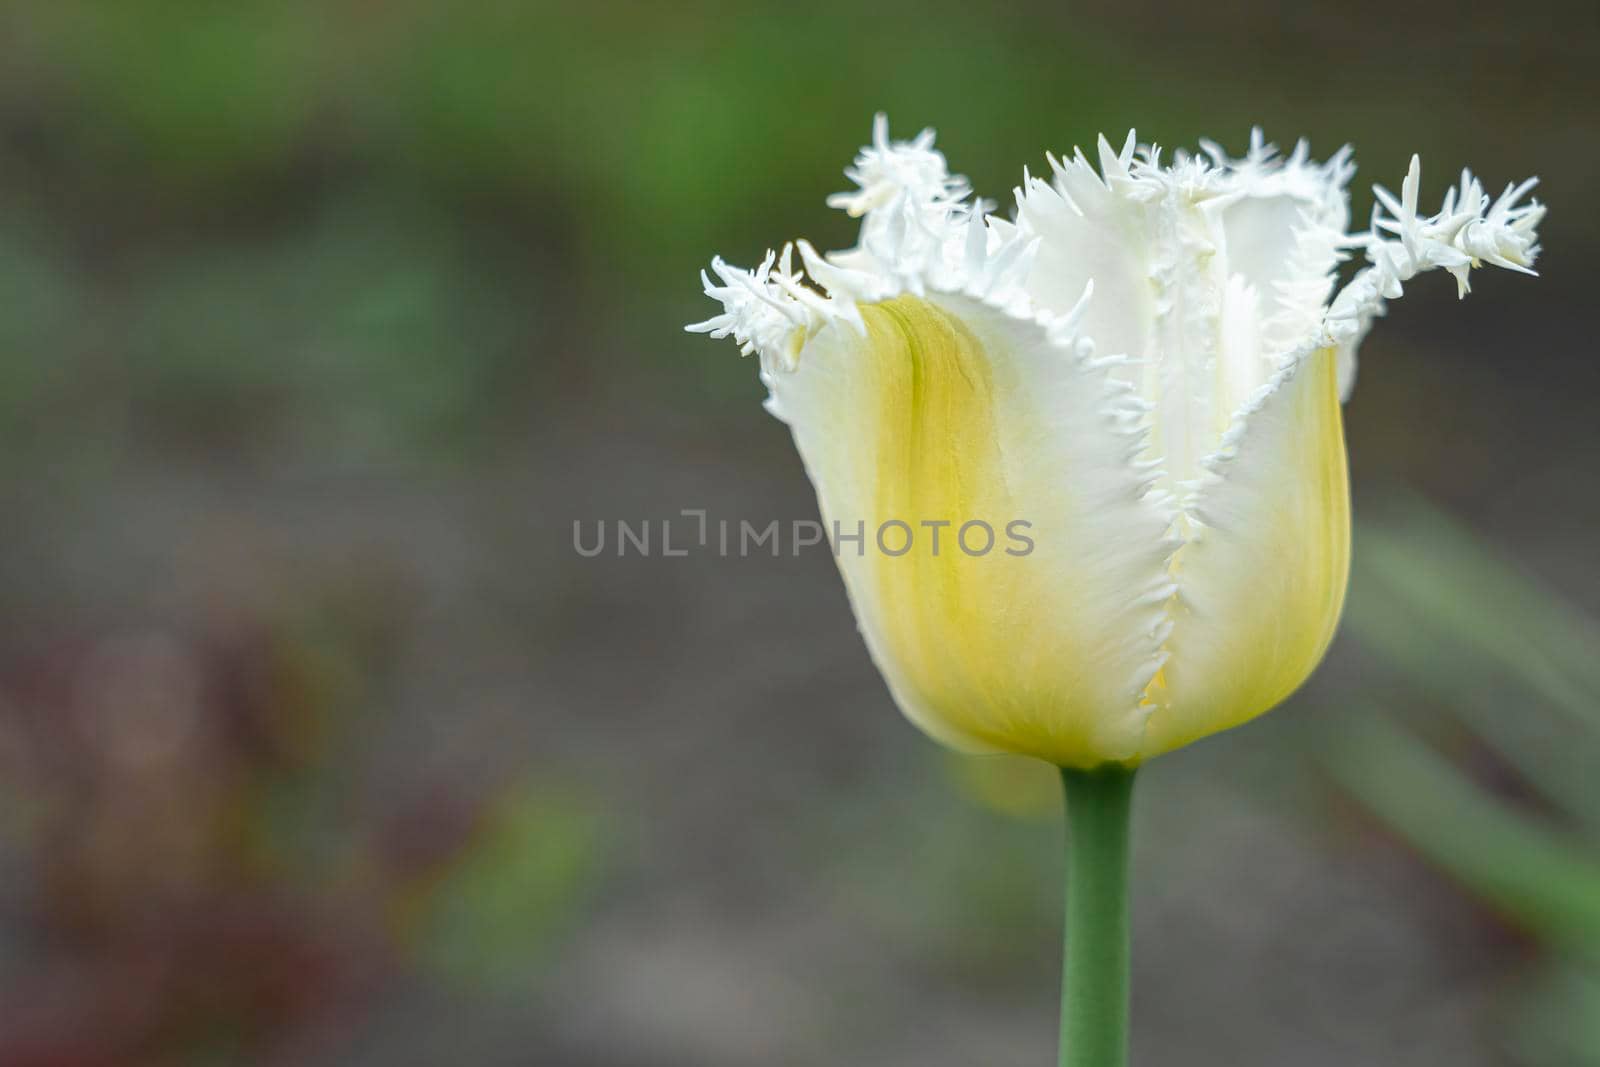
left=0, top=575, right=597, bottom=1066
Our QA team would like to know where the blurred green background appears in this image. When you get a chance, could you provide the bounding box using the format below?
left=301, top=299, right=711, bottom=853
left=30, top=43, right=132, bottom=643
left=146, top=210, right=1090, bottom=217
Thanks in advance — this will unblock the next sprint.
left=0, top=1, right=1596, bottom=1064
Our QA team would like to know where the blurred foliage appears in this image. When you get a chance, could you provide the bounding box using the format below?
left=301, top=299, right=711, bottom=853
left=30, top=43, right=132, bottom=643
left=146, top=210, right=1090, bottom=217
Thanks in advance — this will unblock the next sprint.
left=818, top=770, right=1064, bottom=985
left=0, top=559, right=603, bottom=1063
left=408, top=784, right=604, bottom=988
left=113, top=197, right=531, bottom=464
left=3, top=0, right=1593, bottom=458
left=0, top=193, right=538, bottom=475
left=1328, top=492, right=1600, bottom=1064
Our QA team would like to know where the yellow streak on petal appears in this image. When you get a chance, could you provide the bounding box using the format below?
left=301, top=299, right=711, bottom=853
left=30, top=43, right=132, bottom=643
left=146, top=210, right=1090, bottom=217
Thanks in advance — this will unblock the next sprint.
left=847, top=296, right=1111, bottom=768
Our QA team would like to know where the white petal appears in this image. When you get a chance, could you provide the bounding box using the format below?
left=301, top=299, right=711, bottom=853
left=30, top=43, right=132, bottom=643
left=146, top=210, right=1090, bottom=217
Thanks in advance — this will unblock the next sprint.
left=1016, top=163, right=1241, bottom=505
left=1215, top=189, right=1347, bottom=356
left=1139, top=345, right=1351, bottom=758
left=1324, top=156, right=1544, bottom=374
left=769, top=291, right=1173, bottom=767
left=1016, top=161, right=1154, bottom=370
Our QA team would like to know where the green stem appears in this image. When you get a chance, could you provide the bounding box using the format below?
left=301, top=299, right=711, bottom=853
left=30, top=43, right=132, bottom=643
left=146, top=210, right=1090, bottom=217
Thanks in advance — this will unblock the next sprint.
left=1059, top=764, right=1136, bottom=1067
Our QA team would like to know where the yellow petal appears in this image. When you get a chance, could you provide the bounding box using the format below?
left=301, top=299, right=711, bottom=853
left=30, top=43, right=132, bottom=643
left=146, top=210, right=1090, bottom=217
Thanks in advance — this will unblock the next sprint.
left=770, top=292, right=1173, bottom=768
left=1139, top=346, right=1351, bottom=759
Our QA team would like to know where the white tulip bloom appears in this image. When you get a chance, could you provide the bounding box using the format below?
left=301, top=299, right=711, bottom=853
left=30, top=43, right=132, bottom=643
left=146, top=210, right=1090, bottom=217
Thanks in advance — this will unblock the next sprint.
left=689, top=116, right=1544, bottom=769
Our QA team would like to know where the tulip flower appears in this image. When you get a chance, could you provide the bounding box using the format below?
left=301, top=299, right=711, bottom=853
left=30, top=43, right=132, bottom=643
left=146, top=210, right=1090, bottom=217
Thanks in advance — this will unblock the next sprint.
left=688, top=116, right=1544, bottom=1066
